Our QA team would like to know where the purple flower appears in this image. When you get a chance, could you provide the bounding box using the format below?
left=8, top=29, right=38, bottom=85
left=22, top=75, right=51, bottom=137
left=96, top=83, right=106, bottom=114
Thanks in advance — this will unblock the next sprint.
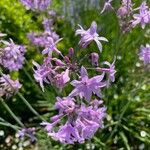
left=49, top=123, right=81, bottom=144
left=41, top=97, right=106, bottom=144
left=69, top=66, right=106, bottom=101
left=54, top=69, right=70, bottom=89
left=0, top=39, right=26, bottom=71
left=139, top=44, right=150, bottom=65
left=20, top=0, right=51, bottom=11
left=18, top=127, right=36, bottom=142
left=42, top=18, right=54, bottom=32
left=76, top=21, right=108, bottom=52
left=55, top=97, right=76, bottom=114
left=52, top=58, right=65, bottom=66
left=117, top=0, right=133, bottom=17
left=33, top=57, right=54, bottom=91
left=101, top=0, right=114, bottom=14
left=0, top=74, right=22, bottom=98
left=28, top=31, right=59, bottom=48
left=97, top=59, right=116, bottom=85
left=132, top=2, right=150, bottom=29
left=42, top=37, right=62, bottom=56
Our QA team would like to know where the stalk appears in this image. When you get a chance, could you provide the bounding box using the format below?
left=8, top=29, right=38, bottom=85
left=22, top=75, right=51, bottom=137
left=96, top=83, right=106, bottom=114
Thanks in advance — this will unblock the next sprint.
left=0, top=97, right=24, bottom=127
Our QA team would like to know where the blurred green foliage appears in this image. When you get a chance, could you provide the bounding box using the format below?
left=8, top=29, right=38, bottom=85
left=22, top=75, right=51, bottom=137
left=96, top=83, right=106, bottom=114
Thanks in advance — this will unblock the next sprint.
left=0, top=0, right=150, bottom=150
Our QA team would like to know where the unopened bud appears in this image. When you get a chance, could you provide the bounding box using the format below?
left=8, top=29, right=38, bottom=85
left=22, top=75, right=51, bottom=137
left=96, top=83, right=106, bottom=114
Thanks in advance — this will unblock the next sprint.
left=69, top=48, right=74, bottom=57
left=53, top=58, right=65, bottom=66
left=90, top=52, right=99, bottom=66
left=64, top=56, right=70, bottom=63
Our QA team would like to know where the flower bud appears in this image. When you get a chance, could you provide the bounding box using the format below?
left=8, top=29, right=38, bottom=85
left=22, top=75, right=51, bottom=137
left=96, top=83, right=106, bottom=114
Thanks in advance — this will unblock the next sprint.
left=53, top=58, right=65, bottom=66
left=69, top=48, right=74, bottom=57
left=64, top=56, right=71, bottom=63
left=90, top=52, right=99, bottom=66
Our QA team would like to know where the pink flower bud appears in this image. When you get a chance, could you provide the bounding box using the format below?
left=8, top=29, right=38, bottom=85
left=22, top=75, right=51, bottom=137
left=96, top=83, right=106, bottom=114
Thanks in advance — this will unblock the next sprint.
left=53, top=58, right=65, bottom=66
left=64, top=56, right=71, bottom=63
left=69, top=48, right=74, bottom=57
left=90, top=52, right=99, bottom=66
left=117, top=6, right=128, bottom=17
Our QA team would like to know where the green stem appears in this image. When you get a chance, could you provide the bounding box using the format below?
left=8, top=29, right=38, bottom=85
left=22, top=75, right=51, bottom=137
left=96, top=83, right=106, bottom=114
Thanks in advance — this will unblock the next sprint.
left=0, top=121, right=20, bottom=131
left=17, top=92, right=45, bottom=121
left=24, top=60, right=50, bottom=100
left=0, top=97, right=24, bottom=127
left=106, top=101, right=131, bottom=143
left=0, top=68, right=45, bottom=121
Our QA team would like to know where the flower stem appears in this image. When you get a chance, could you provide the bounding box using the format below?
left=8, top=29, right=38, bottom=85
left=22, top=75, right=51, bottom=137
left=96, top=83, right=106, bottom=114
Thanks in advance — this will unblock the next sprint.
left=0, top=97, right=24, bottom=127
left=0, top=68, right=45, bottom=121
left=17, top=92, right=45, bottom=121
left=0, top=121, right=20, bottom=131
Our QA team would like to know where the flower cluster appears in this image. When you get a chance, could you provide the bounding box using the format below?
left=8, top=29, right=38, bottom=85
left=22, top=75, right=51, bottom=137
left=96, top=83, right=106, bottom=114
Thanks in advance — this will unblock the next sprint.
left=41, top=97, right=106, bottom=144
left=18, top=127, right=36, bottom=142
left=101, top=1, right=150, bottom=32
left=28, top=13, right=60, bottom=56
left=0, top=39, right=26, bottom=72
left=33, top=57, right=70, bottom=91
left=139, top=44, right=150, bottom=65
left=0, top=74, right=22, bottom=98
left=20, top=0, right=51, bottom=11
left=34, top=20, right=116, bottom=144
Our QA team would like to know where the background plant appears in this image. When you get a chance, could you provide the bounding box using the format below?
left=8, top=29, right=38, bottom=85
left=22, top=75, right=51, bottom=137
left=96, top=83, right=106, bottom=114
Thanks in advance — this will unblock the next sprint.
left=0, top=0, right=149, bottom=150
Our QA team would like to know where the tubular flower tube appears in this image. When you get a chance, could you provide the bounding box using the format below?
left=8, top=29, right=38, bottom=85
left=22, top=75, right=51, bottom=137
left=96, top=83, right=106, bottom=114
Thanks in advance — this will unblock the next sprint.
left=41, top=97, right=106, bottom=144
left=139, top=44, right=150, bottom=65
left=76, top=21, right=108, bottom=52
left=0, top=74, right=22, bottom=98
left=69, top=66, right=106, bottom=101
left=20, top=0, right=51, bottom=11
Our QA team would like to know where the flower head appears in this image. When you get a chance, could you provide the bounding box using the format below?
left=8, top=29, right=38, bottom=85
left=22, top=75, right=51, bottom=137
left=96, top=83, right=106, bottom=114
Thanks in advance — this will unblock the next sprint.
left=54, top=69, right=70, bottom=89
left=0, top=74, right=22, bottom=98
left=0, top=39, right=26, bottom=71
left=41, top=97, right=106, bottom=144
left=33, top=57, right=54, bottom=91
left=69, top=66, right=106, bottom=101
left=18, top=127, right=36, bottom=142
left=20, top=0, right=51, bottom=11
left=76, top=21, right=108, bottom=52
left=42, top=37, right=62, bottom=56
left=101, top=0, right=114, bottom=14
left=139, top=44, right=150, bottom=65
left=132, top=2, right=150, bottom=29
left=28, top=31, right=59, bottom=48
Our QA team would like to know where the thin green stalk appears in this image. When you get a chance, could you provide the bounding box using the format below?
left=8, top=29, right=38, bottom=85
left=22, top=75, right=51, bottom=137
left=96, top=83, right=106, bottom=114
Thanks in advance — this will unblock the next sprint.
left=0, top=122, right=20, bottom=131
left=24, top=59, right=50, bottom=100
left=88, top=139, right=93, bottom=150
left=106, top=100, right=131, bottom=143
left=0, top=97, right=24, bottom=127
left=17, top=92, right=45, bottom=121
left=0, top=68, right=45, bottom=121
